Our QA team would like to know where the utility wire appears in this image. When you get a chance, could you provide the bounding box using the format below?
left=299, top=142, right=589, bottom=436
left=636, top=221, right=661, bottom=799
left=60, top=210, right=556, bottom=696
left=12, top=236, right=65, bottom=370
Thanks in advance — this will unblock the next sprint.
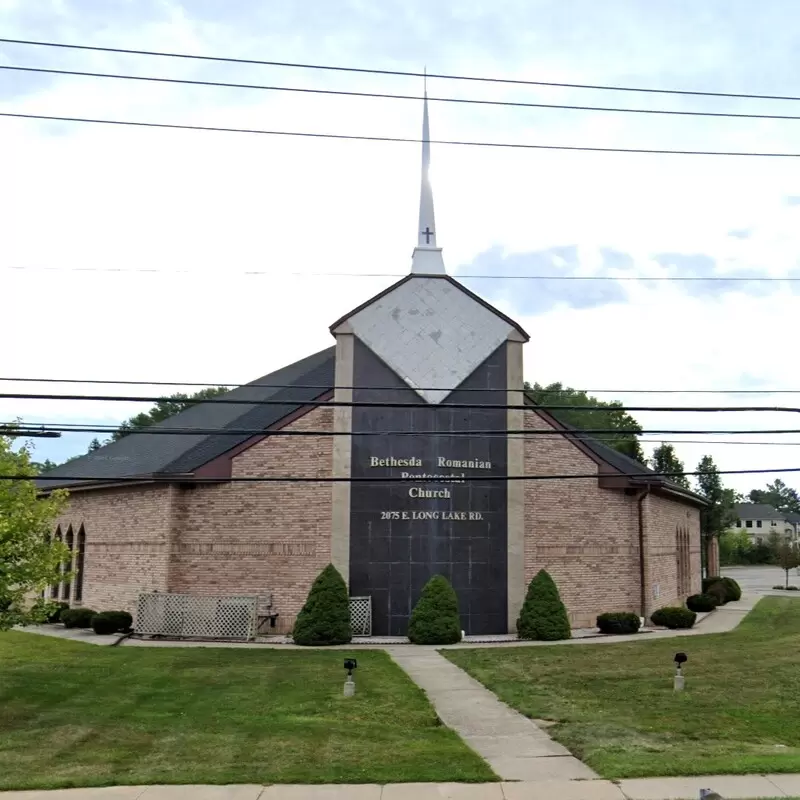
left=5, top=423, right=800, bottom=446
left=5, top=264, right=800, bottom=281
left=7, top=64, right=800, bottom=123
left=4, top=111, right=800, bottom=158
left=2, top=37, right=800, bottom=103
left=6, top=424, right=800, bottom=437
left=0, top=376, right=796, bottom=394
left=18, top=466, right=800, bottom=484
left=4, top=390, right=800, bottom=413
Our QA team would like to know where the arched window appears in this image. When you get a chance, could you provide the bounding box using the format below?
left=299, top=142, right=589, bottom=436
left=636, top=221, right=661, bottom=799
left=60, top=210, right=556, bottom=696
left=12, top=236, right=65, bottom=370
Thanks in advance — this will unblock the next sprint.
left=63, top=526, right=74, bottom=601
left=50, top=527, right=63, bottom=599
left=74, top=526, right=86, bottom=603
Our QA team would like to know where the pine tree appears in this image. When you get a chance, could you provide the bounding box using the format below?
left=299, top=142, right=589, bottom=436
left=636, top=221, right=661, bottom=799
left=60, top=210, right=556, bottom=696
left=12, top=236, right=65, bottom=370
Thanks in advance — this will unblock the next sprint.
left=408, top=575, right=462, bottom=644
left=516, top=569, right=571, bottom=641
left=292, top=564, right=352, bottom=646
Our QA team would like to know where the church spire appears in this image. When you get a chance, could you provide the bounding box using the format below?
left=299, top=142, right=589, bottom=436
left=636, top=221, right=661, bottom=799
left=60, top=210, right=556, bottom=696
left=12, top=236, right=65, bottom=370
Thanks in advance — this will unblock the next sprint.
left=410, top=76, right=446, bottom=275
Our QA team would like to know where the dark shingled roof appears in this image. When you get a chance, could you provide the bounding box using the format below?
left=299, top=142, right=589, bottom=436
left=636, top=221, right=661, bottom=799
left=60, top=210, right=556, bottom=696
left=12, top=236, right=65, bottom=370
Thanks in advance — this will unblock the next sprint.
left=37, top=346, right=703, bottom=507
left=735, top=502, right=798, bottom=521
left=37, top=347, right=335, bottom=489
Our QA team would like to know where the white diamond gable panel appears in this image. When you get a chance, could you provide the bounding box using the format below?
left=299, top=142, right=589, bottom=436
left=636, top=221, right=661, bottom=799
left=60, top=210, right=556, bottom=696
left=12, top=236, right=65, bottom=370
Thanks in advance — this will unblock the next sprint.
left=348, top=277, right=514, bottom=404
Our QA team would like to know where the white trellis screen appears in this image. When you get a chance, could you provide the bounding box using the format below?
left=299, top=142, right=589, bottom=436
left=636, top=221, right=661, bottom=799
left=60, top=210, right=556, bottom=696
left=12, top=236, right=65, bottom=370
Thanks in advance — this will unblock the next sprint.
left=349, top=596, right=372, bottom=636
left=136, top=593, right=258, bottom=640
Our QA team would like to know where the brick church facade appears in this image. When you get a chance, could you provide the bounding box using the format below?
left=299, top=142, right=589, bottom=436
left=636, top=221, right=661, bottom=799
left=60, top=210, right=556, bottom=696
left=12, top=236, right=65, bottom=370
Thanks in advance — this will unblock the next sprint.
left=39, top=97, right=706, bottom=636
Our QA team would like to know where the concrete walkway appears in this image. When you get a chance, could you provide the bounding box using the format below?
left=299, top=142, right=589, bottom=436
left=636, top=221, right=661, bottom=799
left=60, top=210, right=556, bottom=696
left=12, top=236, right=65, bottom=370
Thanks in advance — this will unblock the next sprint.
left=3, top=774, right=800, bottom=799
left=387, top=647, right=597, bottom=782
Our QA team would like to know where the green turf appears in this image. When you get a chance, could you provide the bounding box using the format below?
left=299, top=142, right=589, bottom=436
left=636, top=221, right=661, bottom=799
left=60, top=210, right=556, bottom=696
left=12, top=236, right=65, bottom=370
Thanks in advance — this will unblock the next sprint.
left=0, top=633, right=494, bottom=789
left=444, top=597, right=800, bottom=779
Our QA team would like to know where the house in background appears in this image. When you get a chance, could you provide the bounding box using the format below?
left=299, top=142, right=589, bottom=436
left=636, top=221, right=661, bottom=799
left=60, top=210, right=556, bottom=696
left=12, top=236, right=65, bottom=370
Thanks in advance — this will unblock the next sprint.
left=731, top=503, right=800, bottom=544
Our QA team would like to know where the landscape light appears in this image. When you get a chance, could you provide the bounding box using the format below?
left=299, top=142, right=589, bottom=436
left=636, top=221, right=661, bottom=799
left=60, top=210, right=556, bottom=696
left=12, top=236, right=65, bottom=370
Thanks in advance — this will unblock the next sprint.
left=343, top=658, right=357, bottom=697
left=673, top=652, right=687, bottom=691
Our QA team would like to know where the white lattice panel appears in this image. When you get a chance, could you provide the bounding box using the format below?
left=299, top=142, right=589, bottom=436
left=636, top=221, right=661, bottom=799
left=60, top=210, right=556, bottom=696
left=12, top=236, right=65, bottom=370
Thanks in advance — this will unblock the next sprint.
left=136, top=593, right=257, bottom=640
left=350, top=596, right=372, bottom=636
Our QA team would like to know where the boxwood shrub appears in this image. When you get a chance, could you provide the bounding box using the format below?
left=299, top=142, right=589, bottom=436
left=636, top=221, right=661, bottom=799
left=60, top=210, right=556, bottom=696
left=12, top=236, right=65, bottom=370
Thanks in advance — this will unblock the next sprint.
left=596, top=612, right=641, bottom=635
left=706, top=581, right=728, bottom=606
left=686, top=593, right=717, bottom=613
left=702, top=576, right=722, bottom=593
left=650, top=606, right=697, bottom=629
left=61, top=607, right=97, bottom=629
left=720, top=577, right=742, bottom=602
left=91, top=610, right=133, bottom=635
left=48, top=601, right=70, bottom=623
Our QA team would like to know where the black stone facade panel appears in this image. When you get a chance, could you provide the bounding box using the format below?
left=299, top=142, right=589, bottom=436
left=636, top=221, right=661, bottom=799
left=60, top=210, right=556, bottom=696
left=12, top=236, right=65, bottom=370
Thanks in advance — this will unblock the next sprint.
left=349, top=338, right=508, bottom=636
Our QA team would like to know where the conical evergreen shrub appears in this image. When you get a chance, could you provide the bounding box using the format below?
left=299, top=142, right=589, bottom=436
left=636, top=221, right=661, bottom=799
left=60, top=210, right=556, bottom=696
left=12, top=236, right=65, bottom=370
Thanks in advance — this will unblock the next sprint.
left=292, top=564, right=352, bottom=646
left=408, top=574, right=462, bottom=644
left=516, top=569, right=571, bottom=641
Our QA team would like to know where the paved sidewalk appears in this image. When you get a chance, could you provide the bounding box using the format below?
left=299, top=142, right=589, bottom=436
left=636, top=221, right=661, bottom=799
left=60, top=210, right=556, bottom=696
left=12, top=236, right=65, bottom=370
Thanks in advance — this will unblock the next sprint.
left=386, top=647, right=597, bottom=782
left=3, top=775, right=800, bottom=799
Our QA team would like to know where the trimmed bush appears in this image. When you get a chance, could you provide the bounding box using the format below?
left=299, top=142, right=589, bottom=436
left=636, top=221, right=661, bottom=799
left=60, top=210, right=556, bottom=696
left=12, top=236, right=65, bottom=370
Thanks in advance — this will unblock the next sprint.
left=48, top=601, right=70, bottom=624
left=517, top=569, right=571, bottom=641
left=596, top=612, right=641, bottom=635
left=292, top=564, right=352, bottom=646
left=789, top=586, right=800, bottom=591
left=408, top=575, right=462, bottom=645
left=773, top=584, right=786, bottom=590
left=61, top=607, right=97, bottom=629
left=91, top=610, right=133, bottom=636
left=702, top=576, right=722, bottom=593
left=720, top=577, right=742, bottom=602
left=650, top=606, right=697, bottom=629
left=706, top=581, right=728, bottom=607
left=686, top=593, right=718, bottom=613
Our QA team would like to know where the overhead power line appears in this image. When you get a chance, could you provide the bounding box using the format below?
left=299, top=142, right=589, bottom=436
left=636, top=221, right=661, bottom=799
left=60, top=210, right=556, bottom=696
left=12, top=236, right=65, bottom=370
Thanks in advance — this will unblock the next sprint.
left=2, top=37, right=800, bottom=103
left=4, top=264, right=800, bottom=281
left=4, top=390, right=800, bottom=413
left=18, top=466, right=800, bottom=485
left=7, top=64, right=800, bottom=123
left=0, top=376, right=796, bottom=394
left=6, top=423, right=800, bottom=444
left=4, top=111, right=800, bottom=158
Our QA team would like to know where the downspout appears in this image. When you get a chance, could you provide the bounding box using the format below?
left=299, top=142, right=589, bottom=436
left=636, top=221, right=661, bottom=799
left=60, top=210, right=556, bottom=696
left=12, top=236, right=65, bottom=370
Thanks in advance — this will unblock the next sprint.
left=637, top=487, right=651, bottom=619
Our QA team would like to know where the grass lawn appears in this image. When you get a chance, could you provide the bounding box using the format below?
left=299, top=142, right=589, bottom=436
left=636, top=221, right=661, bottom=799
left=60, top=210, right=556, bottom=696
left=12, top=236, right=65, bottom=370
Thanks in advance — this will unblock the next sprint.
left=0, top=633, right=493, bottom=790
left=444, top=597, right=800, bottom=779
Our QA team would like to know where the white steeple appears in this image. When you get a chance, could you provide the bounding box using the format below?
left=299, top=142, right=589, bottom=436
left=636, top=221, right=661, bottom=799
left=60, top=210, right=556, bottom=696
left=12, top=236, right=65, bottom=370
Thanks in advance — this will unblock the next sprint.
left=410, top=78, right=446, bottom=275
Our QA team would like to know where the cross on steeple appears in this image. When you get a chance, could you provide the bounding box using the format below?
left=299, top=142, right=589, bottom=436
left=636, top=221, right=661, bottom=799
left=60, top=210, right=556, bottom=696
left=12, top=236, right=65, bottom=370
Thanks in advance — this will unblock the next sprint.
left=421, top=226, right=434, bottom=244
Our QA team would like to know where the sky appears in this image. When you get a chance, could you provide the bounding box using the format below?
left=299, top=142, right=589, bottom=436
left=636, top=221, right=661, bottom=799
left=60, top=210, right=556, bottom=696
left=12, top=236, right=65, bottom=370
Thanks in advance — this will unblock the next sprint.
left=2, top=0, right=799, bottom=495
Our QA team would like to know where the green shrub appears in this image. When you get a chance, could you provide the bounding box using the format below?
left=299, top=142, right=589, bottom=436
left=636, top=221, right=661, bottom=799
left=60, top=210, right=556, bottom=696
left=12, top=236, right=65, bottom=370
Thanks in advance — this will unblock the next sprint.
left=686, top=593, right=718, bottom=613
left=789, top=586, right=799, bottom=591
left=596, top=612, right=641, bottom=635
left=61, top=607, right=97, bottom=629
left=517, top=569, right=571, bottom=641
left=48, top=601, right=70, bottom=623
left=702, top=576, right=722, bottom=593
left=773, top=584, right=786, bottom=590
left=407, top=574, right=462, bottom=645
left=0, top=596, right=12, bottom=613
left=292, top=564, right=352, bottom=646
left=706, top=581, right=728, bottom=606
left=719, top=577, right=742, bottom=602
left=650, top=606, right=697, bottom=629
left=90, top=610, right=133, bottom=635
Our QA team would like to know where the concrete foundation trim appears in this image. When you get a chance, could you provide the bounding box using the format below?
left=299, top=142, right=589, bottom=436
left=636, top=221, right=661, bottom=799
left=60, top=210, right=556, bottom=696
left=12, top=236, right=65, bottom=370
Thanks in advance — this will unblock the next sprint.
left=506, top=339, right=525, bottom=632
left=331, top=332, right=354, bottom=585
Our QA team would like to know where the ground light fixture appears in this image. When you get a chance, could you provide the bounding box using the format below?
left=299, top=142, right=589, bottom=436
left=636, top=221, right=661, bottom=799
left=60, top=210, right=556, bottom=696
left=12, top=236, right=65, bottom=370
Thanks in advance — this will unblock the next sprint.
left=674, top=651, right=687, bottom=691
left=343, top=658, right=357, bottom=697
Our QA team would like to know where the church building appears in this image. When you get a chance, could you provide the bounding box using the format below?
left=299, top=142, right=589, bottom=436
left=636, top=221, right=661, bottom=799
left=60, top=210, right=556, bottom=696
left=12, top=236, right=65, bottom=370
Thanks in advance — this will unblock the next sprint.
left=40, top=95, right=706, bottom=637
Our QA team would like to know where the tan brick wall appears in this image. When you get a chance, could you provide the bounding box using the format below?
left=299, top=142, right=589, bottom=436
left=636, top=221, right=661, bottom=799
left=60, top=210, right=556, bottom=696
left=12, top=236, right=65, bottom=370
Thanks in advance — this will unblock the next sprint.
left=172, top=406, right=333, bottom=633
left=53, top=485, right=175, bottom=615
left=523, top=410, right=642, bottom=628
left=643, top=492, right=702, bottom=614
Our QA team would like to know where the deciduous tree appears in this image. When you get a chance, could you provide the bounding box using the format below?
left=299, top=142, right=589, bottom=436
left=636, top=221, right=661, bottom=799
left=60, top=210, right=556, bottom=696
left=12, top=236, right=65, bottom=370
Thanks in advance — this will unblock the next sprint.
left=524, top=382, right=645, bottom=463
left=748, top=479, right=800, bottom=514
left=0, top=433, right=70, bottom=630
left=777, top=543, right=800, bottom=590
left=695, top=455, right=738, bottom=575
left=649, top=443, right=690, bottom=488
